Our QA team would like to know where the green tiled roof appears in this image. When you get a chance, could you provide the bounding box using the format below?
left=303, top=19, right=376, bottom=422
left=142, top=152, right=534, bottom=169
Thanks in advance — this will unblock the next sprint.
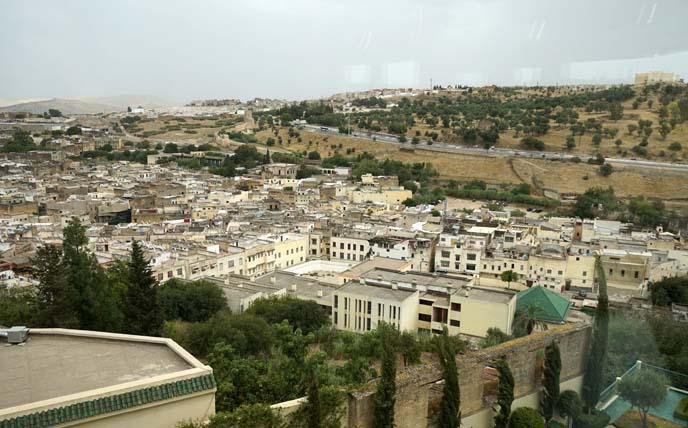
left=516, top=285, right=572, bottom=324
left=0, top=373, right=216, bottom=428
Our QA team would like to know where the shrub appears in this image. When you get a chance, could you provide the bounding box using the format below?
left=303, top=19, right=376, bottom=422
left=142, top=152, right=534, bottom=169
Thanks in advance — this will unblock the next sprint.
left=572, top=409, right=610, bottom=428
left=509, top=407, right=544, bottom=428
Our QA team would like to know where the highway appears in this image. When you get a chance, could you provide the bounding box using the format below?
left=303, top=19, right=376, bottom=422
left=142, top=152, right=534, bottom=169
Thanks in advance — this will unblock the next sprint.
left=301, top=125, right=688, bottom=172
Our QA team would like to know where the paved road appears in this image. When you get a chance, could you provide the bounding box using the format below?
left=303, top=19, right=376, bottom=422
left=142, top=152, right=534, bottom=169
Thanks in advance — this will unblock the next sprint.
left=302, top=125, right=688, bottom=172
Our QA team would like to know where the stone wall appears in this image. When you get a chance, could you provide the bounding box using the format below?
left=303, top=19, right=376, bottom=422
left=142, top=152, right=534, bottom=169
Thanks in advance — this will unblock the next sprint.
left=346, top=322, right=591, bottom=428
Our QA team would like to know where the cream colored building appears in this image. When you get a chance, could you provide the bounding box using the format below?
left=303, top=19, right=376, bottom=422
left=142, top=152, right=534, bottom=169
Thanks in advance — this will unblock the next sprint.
left=0, top=328, right=215, bottom=428
left=634, top=71, right=682, bottom=85
left=331, top=281, right=419, bottom=332
left=273, top=233, right=309, bottom=269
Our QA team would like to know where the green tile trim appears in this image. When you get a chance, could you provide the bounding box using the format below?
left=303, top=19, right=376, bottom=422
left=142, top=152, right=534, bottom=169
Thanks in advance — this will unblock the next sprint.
left=0, top=373, right=216, bottom=428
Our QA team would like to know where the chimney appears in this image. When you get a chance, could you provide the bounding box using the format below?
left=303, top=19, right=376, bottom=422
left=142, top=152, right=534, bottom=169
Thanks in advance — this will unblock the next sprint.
left=317, top=289, right=324, bottom=297
left=391, top=282, right=398, bottom=290
left=270, top=277, right=276, bottom=284
left=290, top=283, right=297, bottom=292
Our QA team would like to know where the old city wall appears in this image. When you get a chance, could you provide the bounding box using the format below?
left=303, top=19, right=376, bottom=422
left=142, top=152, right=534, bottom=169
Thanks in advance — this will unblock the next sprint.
left=346, top=322, right=591, bottom=428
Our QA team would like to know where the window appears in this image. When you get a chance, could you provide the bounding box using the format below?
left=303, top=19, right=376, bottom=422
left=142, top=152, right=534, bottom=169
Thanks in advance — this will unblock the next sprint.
left=450, top=319, right=460, bottom=327
left=451, top=303, right=461, bottom=312
left=420, top=299, right=434, bottom=306
left=340, top=243, right=344, bottom=249
left=367, top=301, right=371, bottom=314
left=378, top=303, right=382, bottom=316
left=441, top=260, right=449, bottom=268
left=334, top=295, right=338, bottom=308
left=441, top=250, right=450, bottom=258
left=418, top=313, right=432, bottom=322
left=344, top=298, right=348, bottom=310
left=583, top=271, right=587, bottom=276
left=609, top=269, right=613, bottom=275
left=455, top=255, right=461, bottom=261
left=367, top=318, right=371, bottom=331
left=360, top=244, right=364, bottom=251
left=620, top=269, right=626, bottom=277
left=467, top=253, right=477, bottom=261
left=433, top=307, right=448, bottom=323
left=466, top=264, right=476, bottom=271
left=177, top=268, right=183, bottom=275
left=334, top=311, right=338, bottom=324
left=634, top=271, right=639, bottom=279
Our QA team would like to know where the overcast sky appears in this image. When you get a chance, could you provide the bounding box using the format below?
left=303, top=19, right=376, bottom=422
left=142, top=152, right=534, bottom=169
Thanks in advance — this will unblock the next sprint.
left=1, top=0, right=687, bottom=103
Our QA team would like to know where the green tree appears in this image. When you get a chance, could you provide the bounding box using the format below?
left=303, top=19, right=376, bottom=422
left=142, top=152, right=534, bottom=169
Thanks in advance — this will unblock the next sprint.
left=124, top=240, right=162, bottom=336
left=599, top=163, right=613, bottom=177
left=556, top=390, right=583, bottom=426
left=499, top=270, right=519, bottom=289
left=513, top=304, right=548, bottom=337
left=160, top=279, right=227, bottom=322
left=493, top=358, right=514, bottom=428
left=0, top=285, right=38, bottom=327
left=436, top=328, right=460, bottom=428
left=509, top=407, right=544, bottom=428
left=480, top=327, right=513, bottom=348
left=66, top=126, right=82, bottom=136
left=650, top=276, right=688, bottom=306
left=617, top=369, right=667, bottom=428
left=63, top=217, right=121, bottom=331
left=373, top=324, right=397, bottom=428
left=582, top=257, right=609, bottom=411
left=246, top=296, right=329, bottom=334
left=32, top=244, right=77, bottom=327
left=540, top=341, right=561, bottom=423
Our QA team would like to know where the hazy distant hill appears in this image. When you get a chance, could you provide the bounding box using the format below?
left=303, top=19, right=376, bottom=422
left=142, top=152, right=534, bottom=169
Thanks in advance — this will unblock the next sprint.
left=87, top=95, right=173, bottom=110
left=0, top=95, right=174, bottom=115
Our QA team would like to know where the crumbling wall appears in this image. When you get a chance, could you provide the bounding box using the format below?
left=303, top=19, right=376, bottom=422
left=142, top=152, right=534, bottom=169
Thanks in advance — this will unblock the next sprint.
left=347, top=323, right=591, bottom=428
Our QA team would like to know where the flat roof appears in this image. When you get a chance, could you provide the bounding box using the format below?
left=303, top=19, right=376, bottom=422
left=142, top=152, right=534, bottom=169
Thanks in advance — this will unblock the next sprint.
left=338, top=281, right=416, bottom=302
left=0, top=332, right=193, bottom=410
left=341, top=257, right=411, bottom=279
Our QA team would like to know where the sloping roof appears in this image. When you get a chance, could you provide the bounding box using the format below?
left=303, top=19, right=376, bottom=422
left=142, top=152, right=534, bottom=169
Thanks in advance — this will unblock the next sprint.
left=516, top=286, right=572, bottom=324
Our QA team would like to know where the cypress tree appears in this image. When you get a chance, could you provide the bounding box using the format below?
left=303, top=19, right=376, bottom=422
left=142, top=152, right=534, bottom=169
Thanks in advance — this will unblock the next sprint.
left=124, top=240, right=163, bottom=336
left=436, top=329, right=461, bottom=428
left=493, top=358, right=514, bottom=428
left=305, top=364, right=322, bottom=428
left=373, top=325, right=397, bottom=428
left=582, top=256, right=609, bottom=410
left=540, top=341, right=561, bottom=422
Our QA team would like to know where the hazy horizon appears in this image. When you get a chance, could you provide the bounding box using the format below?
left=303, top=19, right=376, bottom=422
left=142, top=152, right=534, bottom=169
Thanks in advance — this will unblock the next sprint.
left=2, top=0, right=688, bottom=103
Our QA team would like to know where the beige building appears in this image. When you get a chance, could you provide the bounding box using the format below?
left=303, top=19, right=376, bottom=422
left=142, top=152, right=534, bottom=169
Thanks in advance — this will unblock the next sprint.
left=634, top=71, right=682, bottom=85
left=273, top=233, right=309, bottom=269
left=332, top=281, right=419, bottom=332
left=0, top=328, right=215, bottom=428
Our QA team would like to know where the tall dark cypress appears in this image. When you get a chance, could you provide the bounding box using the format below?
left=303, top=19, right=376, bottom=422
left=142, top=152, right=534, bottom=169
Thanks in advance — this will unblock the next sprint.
left=493, top=358, right=514, bottom=428
left=582, top=256, right=609, bottom=410
left=373, top=327, right=397, bottom=428
left=124, top=240, right=162, bottom=336
left=541, top=341, right=561, bottom=422
left=305, top=364, right=322, bottom=428
left=436, top=329, right=461, bottom=428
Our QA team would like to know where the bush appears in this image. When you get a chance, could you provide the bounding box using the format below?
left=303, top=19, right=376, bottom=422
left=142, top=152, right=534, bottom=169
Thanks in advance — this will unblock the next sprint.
left=509, top=407, right=544, bottom=428
left=572, top=409, right=610, bottom=428
left=160, top=279, right=227, bottom=323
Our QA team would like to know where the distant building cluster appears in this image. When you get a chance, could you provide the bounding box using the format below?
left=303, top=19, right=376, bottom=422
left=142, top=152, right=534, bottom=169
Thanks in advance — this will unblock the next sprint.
left=2, top=146, right=688, bottom=343
left=634, top=71, right=683, bottom=85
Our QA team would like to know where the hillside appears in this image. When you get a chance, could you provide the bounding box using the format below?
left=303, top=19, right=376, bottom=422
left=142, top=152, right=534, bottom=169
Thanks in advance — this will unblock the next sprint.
left=0, top=98, right=121, bottom=115
left=0, top=95, right=174, bottom=115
